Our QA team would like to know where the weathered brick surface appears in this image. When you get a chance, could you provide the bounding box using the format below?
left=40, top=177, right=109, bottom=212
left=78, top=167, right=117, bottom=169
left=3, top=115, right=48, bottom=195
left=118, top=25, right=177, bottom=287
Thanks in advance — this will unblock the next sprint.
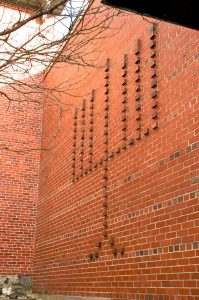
left=33, top=3, right=198, bottom=300
left=0, top=74, right=43, bottom=274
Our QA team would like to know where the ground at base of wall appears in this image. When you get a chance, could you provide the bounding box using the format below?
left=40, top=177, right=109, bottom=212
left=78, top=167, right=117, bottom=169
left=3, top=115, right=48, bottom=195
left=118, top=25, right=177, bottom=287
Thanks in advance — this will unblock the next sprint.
left=0, top=276, right=42, bottom=300
left=35, top=296, right=110, bottom=300
left=0, top=278, right=109, bottom=300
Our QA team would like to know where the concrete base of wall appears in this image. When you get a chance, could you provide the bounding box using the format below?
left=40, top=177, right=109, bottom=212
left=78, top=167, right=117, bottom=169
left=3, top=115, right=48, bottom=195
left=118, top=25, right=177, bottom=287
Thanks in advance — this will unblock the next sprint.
left=0, top=275, right=32, bottom=289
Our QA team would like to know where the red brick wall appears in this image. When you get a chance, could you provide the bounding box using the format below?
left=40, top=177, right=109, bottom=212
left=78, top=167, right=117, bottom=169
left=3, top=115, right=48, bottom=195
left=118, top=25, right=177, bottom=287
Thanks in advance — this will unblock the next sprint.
left=0, top=74, right=43, bottom=274
left=33, top=3, right=199, bottom=299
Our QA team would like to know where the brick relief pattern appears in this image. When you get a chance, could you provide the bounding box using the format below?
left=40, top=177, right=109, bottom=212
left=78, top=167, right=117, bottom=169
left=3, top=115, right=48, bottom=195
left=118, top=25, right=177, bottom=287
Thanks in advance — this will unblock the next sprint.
left=71, top=28, right=163, bottom=258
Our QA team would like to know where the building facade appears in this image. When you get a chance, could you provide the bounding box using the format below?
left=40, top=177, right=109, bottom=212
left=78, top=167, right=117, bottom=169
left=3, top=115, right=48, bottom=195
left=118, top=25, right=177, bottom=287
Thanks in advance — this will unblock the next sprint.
left=0, top=1, right=198, bottom=299
left=0, top=74, right=43, bottom=274
left=33, top=3, right=199, bottom=300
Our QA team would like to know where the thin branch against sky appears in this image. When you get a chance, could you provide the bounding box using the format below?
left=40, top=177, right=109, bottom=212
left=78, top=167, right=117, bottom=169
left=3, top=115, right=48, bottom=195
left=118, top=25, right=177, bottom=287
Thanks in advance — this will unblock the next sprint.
left=0, top=0, right=124, bottom=152
left=0, top=0, right=89, bottom=81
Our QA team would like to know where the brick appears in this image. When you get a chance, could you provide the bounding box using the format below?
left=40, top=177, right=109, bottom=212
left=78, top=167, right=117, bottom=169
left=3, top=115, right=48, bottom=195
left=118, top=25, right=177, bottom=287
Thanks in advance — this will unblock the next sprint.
left=0, top=73, right=43, bottom=275
left=2, top=4, right=198, bottom=300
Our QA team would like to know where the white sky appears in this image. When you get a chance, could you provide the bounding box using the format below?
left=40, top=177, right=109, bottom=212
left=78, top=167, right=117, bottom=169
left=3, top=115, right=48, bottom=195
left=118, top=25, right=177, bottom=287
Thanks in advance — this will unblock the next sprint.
left=0, top=0, right=88, bottom=84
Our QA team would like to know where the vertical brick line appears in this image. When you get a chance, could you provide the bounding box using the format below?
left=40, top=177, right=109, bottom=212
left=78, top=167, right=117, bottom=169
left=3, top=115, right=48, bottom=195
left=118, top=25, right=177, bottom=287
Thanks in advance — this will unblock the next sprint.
left=79, top=99, right=86, bottom=178
left=121, top=53, right=128, bottom=149
left=102, top=58, right=110, bottom=240
left=134, top=39, right=142, bottom=141
left=88, top=60, right=111, bottom=261
left=150, top=23, right=159, bottom=130
left=88, top=89, right=95, bottom=171
left=72, top=108, right=78, bottom=182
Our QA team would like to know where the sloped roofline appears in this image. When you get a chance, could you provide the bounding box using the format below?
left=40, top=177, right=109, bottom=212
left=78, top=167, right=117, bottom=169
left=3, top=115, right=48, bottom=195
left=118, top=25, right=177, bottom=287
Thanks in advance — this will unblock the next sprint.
left=44, top=0, right=93, bottom=77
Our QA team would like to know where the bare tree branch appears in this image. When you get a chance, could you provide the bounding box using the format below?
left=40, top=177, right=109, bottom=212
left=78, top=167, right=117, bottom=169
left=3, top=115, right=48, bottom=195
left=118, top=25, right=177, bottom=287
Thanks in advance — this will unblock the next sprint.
left=0, top=0, right=124, bottom=153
